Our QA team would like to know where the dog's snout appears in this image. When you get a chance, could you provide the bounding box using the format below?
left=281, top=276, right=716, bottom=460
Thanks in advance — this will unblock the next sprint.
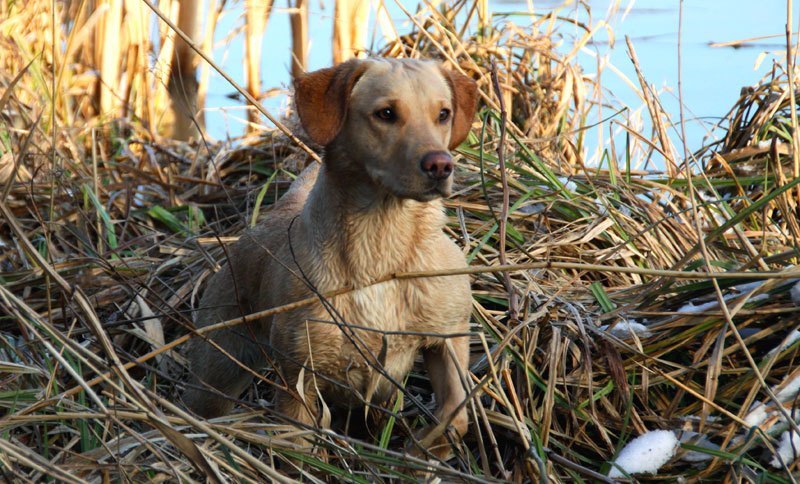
left=420, top=152, right=453, bottom=180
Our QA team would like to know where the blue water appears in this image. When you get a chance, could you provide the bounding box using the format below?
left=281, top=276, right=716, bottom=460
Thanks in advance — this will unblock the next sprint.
left=201, top=1, right=791, bottom=168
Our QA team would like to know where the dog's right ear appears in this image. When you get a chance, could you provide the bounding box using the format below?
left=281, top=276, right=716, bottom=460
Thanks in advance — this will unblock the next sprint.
left=294, top=59, right=369, bottom=146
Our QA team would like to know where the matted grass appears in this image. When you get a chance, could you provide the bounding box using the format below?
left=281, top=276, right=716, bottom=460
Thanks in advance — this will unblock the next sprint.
left=2, top=1, right=800, bottom=482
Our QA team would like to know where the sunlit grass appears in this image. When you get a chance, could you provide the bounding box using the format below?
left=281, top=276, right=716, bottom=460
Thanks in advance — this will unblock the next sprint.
left=1, top=0, right=800, bottom=481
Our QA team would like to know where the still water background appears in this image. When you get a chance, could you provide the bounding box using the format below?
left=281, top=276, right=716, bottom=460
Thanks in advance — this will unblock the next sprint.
left=200, top=1, right=791, bottom=167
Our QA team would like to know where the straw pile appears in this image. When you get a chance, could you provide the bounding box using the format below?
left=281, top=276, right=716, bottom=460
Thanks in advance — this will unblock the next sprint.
left=2, top=1, right=800, bottom=481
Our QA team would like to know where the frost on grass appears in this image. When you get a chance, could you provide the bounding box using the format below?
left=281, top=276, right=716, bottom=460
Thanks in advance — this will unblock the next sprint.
left=771, top=429, right=800, bottom=468
left=608, top=430, right=678, bottom=478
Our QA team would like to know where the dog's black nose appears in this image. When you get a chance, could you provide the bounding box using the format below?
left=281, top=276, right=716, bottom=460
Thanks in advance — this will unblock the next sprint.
left=420, top=152, right=454, bottom=180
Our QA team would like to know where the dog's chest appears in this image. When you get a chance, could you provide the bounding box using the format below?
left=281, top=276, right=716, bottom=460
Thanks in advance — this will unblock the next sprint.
left=322, top=280, right=429, bottom=400
left=343, top=280, right=420, bottom=331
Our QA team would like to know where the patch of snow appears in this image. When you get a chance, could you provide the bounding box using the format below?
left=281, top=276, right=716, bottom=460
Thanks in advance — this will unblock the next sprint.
left=730, top=280, right=767, bottom=294
left=556, top=176, right=578, bottom=193
left=771, top=429, right=800, bottom=468
left=791, top=282, right=800, bottom=306
left=518, top=202, right=546, bottom=215
left=697, top=190, right=716, bottom=202
left=744, top=402, right=770, bottom=427
left=133, top=185, right=147, bottom=208
left=737, top=164, right=758, bottom=174
left=677, top=431, right=718, bottom=463
left=600, top=320, right=651, bottom=339
left=767, top=329, right=800, bottom=358
left=608, top=430, right=678, bottom=478
left=745, top=373, right=800, bottom=427
left=677, top=300, right=719, bottom=313
left=681, top=415, right=720, bottom=424
left=776, top=372, right=800, bottom=402
left=678, top=288, right=769, bottom=314
left=594, top=198, right=609, bottom=217
left=712, top=211, right=729, bottom=228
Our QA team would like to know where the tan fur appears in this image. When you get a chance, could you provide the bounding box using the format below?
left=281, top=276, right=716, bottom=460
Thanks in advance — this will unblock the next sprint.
left=183, top=58, right=478, bottom=457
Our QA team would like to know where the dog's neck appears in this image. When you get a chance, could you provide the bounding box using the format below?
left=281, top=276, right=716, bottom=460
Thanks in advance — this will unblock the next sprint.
left=302, top=163, right=446, bottom=284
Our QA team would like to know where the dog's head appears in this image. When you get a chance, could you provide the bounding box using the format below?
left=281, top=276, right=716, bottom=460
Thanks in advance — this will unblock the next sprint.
left=294, top=58, right=478, bottom=201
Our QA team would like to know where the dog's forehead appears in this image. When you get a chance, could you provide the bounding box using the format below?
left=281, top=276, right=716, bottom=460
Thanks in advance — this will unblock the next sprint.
left=352, top=59, right=451, bottom=103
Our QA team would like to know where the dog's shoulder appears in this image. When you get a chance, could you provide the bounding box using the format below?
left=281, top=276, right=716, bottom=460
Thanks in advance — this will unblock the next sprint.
left=247, top=162, right=318, bottom=229
left=284, top=162, right=320, bottom=201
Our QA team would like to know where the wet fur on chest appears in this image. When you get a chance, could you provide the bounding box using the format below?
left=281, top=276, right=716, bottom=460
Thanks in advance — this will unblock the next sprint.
left=286, top=180, right=449, bottom=403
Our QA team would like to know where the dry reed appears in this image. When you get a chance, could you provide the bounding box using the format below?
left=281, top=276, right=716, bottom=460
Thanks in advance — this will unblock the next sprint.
left=1, top=1, right=800, bottom=482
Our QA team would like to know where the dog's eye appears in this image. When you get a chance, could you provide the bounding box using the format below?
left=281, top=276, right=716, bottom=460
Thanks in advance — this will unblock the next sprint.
left=438, top=108, right=451, bottom=123
left=375, top=108, right=396, bottom=122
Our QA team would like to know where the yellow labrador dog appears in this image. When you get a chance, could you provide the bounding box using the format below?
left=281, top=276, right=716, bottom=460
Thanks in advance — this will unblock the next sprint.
left=184, top=58, right=478, bottom=457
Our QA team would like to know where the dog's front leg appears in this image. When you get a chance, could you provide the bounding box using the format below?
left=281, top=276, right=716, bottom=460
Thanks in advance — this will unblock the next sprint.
left=275, top=384, right=317, bottom=426
left=414, top=334, right=470, bottom=459
left=274, top=366, right=324, bottom=450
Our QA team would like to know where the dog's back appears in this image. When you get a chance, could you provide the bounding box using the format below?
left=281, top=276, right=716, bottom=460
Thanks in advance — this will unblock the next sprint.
left=184, top=163, right=319, bottom=417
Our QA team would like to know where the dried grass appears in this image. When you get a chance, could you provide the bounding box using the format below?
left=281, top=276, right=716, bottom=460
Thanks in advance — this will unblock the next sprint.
left=2, top=1, right=800, bottom=482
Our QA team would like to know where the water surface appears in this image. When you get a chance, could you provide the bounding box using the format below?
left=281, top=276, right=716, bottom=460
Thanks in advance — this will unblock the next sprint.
left=202, top=1, right=790, bottom=167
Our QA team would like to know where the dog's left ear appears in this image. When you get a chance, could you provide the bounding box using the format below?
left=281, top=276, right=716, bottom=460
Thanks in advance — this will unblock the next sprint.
left=441, top=67, right=479, bottom=150
left=294, top=59, right=369, bottom=146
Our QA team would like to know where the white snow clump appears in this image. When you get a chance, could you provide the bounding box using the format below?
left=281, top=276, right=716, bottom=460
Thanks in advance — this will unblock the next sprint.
left=600, top=320, right=651, bottom=339
left=608, top=430, right=678, bottom=478
left=791, top=281, right=800, bottom=306
left=771, top=430, right=800, bottom=468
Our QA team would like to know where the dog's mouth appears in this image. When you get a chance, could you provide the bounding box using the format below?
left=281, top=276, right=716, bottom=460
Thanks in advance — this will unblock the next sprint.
left=413, top=180, right=451, bottom=202
left=365, top=165, right=453, bottom=202
left=384, top=183, right=448, bottom=203
left=431, top=182, right=452, bottom=197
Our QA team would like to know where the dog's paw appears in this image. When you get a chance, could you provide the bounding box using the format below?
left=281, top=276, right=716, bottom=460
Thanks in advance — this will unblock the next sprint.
left=405, top=424, right=462, bottom=462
